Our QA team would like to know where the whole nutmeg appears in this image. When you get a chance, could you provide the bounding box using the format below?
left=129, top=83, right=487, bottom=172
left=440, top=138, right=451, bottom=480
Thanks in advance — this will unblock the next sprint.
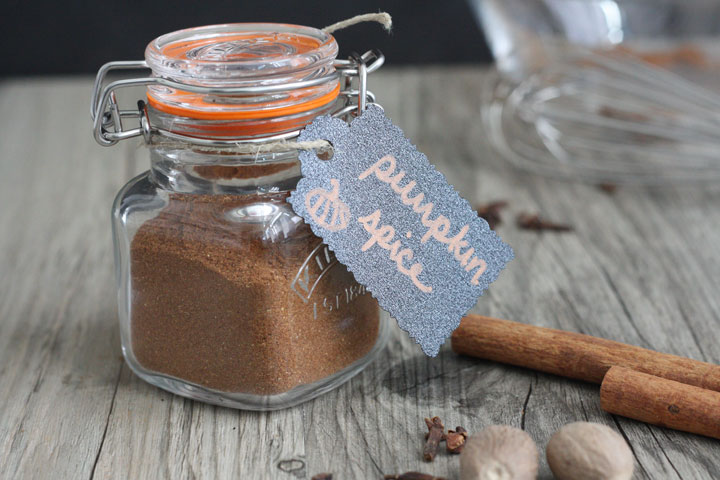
left=460, top=425, right=538, bottom=480
left=546, top=422, right=634, bottom=480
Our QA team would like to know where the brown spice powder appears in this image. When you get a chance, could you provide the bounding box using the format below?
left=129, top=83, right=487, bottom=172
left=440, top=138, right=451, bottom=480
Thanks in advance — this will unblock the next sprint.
left=130, top=191, right=379, bottom=395
left=193, top=162, right=296, bottom=180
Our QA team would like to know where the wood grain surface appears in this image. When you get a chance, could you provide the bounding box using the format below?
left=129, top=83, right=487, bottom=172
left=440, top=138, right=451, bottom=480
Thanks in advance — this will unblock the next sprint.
left=1, top=69, right=719, bottom=479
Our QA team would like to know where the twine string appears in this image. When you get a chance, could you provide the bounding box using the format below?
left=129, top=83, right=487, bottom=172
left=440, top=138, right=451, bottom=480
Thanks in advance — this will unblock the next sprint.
left=322, top=12, right=393, bottom=35
left=233, top=139, right=333, bottom=155
left=227, top=12, right=392, bottom=157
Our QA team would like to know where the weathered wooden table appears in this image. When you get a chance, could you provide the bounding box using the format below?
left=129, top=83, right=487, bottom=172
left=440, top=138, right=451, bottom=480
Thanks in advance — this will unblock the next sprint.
left=1, top=68, right=719, bottom=479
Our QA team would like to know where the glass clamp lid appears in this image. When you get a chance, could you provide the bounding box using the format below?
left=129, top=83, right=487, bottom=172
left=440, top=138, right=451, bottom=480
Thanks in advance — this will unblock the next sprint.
left=90, top=23, right=385, bottom=147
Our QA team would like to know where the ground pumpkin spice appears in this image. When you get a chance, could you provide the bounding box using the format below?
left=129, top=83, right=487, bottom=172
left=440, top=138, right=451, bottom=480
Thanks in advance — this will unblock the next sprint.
left=129, top=185, right=379, bottom=395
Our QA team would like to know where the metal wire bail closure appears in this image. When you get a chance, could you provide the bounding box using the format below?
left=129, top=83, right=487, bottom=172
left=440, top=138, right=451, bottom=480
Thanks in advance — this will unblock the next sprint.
left=91, top=24, right=384, bottom=147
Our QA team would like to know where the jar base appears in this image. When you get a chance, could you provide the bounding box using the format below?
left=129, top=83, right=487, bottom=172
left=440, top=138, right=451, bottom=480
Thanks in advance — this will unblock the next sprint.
left=122, top=315, right=389, bottom=410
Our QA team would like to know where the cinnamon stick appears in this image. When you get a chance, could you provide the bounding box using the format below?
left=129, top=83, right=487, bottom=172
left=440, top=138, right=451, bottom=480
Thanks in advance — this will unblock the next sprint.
left=451, top=315, right=720, bottom=392
left=601, top=367, right=720, bottom=440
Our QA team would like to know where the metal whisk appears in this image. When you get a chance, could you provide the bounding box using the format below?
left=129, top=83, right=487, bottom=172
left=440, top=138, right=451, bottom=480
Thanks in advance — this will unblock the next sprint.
left=483, top=49, right=720, bottom=184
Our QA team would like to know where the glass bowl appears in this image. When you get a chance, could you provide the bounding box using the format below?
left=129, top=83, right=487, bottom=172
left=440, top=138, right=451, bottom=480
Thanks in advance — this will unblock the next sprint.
left=470, top=0, right=720, bottom=184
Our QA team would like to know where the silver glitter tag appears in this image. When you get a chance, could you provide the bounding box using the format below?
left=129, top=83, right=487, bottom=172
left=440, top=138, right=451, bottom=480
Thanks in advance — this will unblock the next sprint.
left=289, top=106, right=513, bottom=356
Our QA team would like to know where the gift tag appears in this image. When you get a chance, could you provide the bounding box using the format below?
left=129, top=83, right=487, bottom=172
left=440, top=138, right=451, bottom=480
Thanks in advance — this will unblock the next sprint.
left=289, top=105, right=513, bottom=356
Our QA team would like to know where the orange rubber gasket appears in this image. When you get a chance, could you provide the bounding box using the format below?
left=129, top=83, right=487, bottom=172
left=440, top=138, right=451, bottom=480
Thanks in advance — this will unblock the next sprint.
left=147, top=82, right=340, bottom=120
left=174, top=112, right=321, bottom=136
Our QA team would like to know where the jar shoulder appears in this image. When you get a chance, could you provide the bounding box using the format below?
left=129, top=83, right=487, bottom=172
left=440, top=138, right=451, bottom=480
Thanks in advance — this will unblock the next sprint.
left=112, top=171, right=310, bottom=244
left=112, top=171, right=166, bottom=224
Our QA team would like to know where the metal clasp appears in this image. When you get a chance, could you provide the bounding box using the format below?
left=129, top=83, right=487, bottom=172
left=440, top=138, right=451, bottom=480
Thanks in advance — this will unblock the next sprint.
left=91, top=50, right=384, bottom=147
left=336, top=49, right=384, bottom=117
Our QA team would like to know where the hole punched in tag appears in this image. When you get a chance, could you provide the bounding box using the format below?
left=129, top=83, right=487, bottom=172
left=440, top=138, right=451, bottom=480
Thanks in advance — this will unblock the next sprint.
left=316, top=140, right=334, bottom=161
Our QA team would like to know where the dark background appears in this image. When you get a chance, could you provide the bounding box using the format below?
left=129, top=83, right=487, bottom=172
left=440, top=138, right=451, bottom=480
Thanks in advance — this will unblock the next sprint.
left=0, top=0, right=492, bottom=76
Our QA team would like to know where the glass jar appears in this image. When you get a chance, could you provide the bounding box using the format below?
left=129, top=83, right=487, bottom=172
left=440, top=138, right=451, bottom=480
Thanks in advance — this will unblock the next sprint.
left=93, top=24, right=388, bottom=410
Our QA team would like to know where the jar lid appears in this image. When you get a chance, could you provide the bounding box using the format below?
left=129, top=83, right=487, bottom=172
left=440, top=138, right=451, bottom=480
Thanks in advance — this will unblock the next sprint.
left=144, top=23, right=340, bottom=122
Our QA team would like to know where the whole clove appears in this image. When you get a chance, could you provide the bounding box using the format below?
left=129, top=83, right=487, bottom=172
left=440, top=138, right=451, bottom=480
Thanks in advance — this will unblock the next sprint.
left=516, top=213, right=572, bottom=232
left=475, top=201, right=508, bottom=230
left=446, top=426, right=468, bottom=454
left=598, top=183, right=618, bottom=194
left=423, top=417, right=445, bottom=461
left=384, top=473, right=447, bottom=480
left=311, top=474, right=333, bottom=480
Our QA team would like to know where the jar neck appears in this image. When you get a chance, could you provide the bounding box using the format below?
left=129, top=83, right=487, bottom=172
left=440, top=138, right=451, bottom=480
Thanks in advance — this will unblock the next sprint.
left=149, top=143, right=302, bottom=195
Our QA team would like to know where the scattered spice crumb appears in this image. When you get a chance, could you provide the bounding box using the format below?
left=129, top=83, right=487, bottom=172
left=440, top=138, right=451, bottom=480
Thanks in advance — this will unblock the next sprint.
left=598, top=183, right=618, bottom=194
left=384, top=473, right=447, bottom=480
left=475, top=201, right=508, bottom=230
left=446, top=426, right=468, bottom=454
left=598, top=106, right=649, bottom=123
left=516, top=213, right=573, bottom=232
left=311, top=474, right=333, bottom=480
left=423, top=416, right=445, bottom=461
